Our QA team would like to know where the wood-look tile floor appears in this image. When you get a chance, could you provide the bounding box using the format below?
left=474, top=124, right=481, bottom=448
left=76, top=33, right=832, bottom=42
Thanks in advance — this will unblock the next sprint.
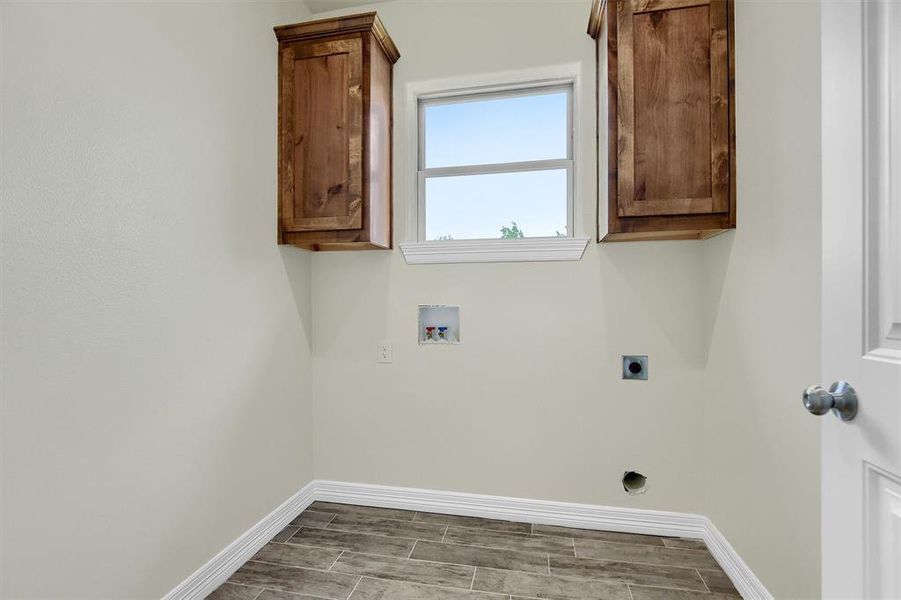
left=207, top=502, right=742, bottom=600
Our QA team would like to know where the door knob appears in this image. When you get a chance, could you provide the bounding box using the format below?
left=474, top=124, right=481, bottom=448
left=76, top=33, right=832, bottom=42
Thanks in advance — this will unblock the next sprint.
left=802, top=381, right=858, bottom=422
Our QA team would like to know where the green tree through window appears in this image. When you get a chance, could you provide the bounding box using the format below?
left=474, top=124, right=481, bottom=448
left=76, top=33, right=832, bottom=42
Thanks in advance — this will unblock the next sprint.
left=499, top=222, right=525, bottom=239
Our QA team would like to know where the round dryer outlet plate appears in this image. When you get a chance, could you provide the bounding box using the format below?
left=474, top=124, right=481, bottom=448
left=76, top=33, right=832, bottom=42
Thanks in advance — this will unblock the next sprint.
left=622, top=355, right=648, bottom=380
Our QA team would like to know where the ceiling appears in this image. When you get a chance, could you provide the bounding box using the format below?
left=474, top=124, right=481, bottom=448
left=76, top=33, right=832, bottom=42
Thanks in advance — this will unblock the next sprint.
left=305, top=0, right=384, bottom=14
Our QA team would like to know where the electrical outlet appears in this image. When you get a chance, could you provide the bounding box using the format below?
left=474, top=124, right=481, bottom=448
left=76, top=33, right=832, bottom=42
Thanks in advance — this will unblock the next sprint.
left=622, top=355, right=648, bottom=380
left=378, top=340, right=393, bottom=363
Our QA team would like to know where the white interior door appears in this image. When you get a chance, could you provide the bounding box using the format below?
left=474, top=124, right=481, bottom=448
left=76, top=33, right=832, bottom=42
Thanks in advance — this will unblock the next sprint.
left=821, top=1, right=901, bottom=598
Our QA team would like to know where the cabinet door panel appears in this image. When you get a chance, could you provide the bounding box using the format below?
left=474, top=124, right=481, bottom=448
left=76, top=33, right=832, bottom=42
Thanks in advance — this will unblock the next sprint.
left=616, top=0, right=729, bottom=217
left=282, top=37, right=363, bottom=233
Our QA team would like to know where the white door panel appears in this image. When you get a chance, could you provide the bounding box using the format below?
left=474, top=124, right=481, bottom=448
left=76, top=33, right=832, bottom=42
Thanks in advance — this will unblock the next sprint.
left=822, top=1, right=901, bottom=598
left=865, top=464, right=901, bottom=599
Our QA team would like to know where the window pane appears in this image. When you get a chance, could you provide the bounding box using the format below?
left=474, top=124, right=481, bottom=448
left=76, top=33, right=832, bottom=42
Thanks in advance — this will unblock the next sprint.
left=423, top=90, right=568, bottom=168
left=425, top=170, right=568, bottom=241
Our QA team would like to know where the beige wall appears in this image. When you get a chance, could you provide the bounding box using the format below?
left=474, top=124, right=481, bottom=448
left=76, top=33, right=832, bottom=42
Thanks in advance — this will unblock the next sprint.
left=0, top=1, right=823, bottom=598
left=310, top=1, right=823, bottom=597
left=0, top=2, right=313, bottom=598
left=311, top=0, right=708, bottom=514
left=700, top=1, right=822, bottom=598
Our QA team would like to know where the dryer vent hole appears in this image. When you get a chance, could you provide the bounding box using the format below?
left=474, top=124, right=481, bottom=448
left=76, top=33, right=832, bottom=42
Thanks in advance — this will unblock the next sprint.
left=622, top=471, right=647, bottom=495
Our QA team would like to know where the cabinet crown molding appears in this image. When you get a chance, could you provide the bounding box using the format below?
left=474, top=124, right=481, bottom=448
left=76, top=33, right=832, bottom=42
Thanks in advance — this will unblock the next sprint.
left=587, top=0, right=606, bottom=39
left=274, top=12, right=400, bottom=64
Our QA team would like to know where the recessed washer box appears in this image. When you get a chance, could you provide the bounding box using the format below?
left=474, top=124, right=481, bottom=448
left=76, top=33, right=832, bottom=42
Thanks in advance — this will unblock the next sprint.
left=418, top=305, right=460, bottom=345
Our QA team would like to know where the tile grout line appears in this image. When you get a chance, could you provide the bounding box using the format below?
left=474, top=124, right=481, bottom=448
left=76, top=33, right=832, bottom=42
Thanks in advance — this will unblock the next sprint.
left=408, top=539, right=418, bottom=559
left=315, top=505, right=536, bottom=536
left=274, top=525, right=300, bottom=545
left=287, top=524, right=439, bottom=552
left=312, top=503, right=416, bottom=522
left=295, top=509, right=339, bottom=522
left=345, top=575, right=363, bottom=600
left=315, top=504, right=694, bottom=549
left=444, top=536, right=568, bottom=556
left=322, top=508, right=674, bottom=550
left=562, top=552, right=718, bottom=572
left=245, top=559, right=339, bottom=571
left=354, top=575, right=546, bottom=599
left=627, top=584, right=635, bottom=600
left=317, top=527, right=445, bottom=544
left=546, top=553, right=551, bottom=575
left=381, top=521, right=530, bottom=538
left=328, top=549, right=345, bottom=571
left=518, top=560, right=710, bottom=595
left=250, top=558, right=488, bottom=597
left=265, top=589, right=333, bottom=600
left=441, top=525, right=449, bottom=543
left=532, top=532, right=670, bottom=549
left=696, top=568, right=712, bottom=593
left=242, top=555, right=707, bottom=598
left=332, top=549, right=548, bottom=576
left=222, top=579, right=348, bottom=600
left=532, top=526, right=691, bottom=546
left=616, top=582, right=722, bottom=595
left=292, top=531, right=714, bottom=572
left=470, top=566, right=477, bottom=590
left=219, top=581, right=267, bottom=597
left=564, top=535, right=713, bottom=556
left=321, top=520, right=447, bottom=541
left=282, top=533, right=717, bottom=575
left=652, top=545, right=714, bottom=555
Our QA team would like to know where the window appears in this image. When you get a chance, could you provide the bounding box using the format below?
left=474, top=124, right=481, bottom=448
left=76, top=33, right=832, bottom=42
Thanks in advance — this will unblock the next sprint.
left=417, top=82, right=574, bottom=243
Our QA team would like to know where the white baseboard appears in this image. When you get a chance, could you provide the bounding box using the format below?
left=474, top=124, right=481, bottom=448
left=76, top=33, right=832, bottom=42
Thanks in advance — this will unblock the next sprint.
left=162, top=480, right=315, bottom=600
left=315, top=480, right=707, bottom=539
left=164, top=479, right=772, bottom=600
left=702, top=518, right=774, bottom=600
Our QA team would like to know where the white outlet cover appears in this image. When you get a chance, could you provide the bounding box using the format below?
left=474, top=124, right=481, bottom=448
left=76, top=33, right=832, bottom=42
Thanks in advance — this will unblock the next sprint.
left=378, top=340, right=393, bottom=363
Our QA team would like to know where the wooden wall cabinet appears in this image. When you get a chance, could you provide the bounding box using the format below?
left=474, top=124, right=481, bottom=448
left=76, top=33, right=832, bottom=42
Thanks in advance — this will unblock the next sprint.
left=274, top=13, right=399, bottom=251
left=588, top=0, right=736, bottom=242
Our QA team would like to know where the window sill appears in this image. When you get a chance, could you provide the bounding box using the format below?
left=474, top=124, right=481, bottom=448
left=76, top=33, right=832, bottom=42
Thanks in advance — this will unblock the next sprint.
left=399, top=237, right=589, bottom=265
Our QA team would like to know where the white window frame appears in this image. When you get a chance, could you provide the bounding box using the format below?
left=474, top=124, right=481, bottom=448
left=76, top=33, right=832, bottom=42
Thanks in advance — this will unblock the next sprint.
left=399, top=67, right=588, bottom=265
left=416, top=82, right=574, bottom=242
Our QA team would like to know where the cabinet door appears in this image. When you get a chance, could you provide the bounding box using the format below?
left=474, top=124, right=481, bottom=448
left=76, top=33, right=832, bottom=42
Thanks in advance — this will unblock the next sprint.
left=280, top=36, right=363, bottom=233
left=614, top=0, right=730, bottom=218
